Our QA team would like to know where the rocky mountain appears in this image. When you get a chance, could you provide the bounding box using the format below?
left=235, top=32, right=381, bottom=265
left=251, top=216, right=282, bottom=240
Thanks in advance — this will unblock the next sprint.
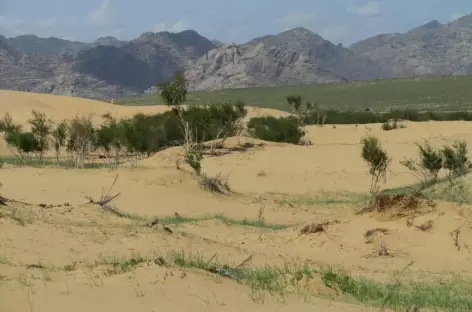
left=0, top=30, right=216, bottom=99
left=350, top=14, right=472, bottom=76
left=1, top=13, right=472, bottom=99
left=186, top=28, right=390, bottom=91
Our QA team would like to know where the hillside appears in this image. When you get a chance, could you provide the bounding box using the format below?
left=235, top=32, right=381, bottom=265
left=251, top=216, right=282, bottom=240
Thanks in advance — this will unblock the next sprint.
left=118, top=75, right=472, bottom=112
left=0, top=31, right=216, bottom=100
left=1, top=13, right=472, bottom=99
left=350, top=14, right=472, bottom=76
left=185, top=28, right=389, bottom=91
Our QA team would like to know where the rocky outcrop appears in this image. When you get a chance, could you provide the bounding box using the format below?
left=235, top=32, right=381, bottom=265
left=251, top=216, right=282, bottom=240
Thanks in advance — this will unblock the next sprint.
left=186, top=28, right=389, bottom=91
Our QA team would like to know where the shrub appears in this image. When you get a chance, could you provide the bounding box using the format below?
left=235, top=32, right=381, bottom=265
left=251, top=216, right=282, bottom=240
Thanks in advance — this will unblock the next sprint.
left=417, top=142, right=443, bottom=180
left=360, top=136, right=389, bottom=196
left=400, top=141, right=442, bottom=186
left=441, top=140, right=469, bottom=180
left=247, top=116, right=305, bottom=144
left=5, top=131, right=40, bottom=159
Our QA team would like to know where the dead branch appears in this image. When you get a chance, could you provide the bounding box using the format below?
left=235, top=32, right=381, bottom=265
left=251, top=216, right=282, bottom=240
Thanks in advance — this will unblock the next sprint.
left=85, top=174, right=126, bottom=218
left=451, top=228, right=461, bottom=251
left=415, top=220, right=433, bottom=232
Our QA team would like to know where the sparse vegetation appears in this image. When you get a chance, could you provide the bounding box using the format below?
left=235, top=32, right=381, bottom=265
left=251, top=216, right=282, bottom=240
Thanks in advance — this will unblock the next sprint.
left=360, top=136, right=389, bottom=197
left=247, top=116, right=305, bottom=144
left=118, top=76, right=472, bottom=113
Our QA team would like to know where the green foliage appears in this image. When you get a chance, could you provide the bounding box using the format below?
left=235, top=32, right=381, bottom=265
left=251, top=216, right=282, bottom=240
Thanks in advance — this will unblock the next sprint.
left=158, top=71, right=188, bottom=108
left=417, top=142, right=443, bottom=179
left=0, top=113, right=21, bottom=134
left=67, top=115, right=96, bottom=168
left=360, top=136, right=389, bottom=195
left=247, top=116, right=305, bottom=144
left=28, top=110, right=52, bottom=160
left=5, top=131, right=40, bottom=156
left=182, top=102, right=247, bottom=143
left=51, top=121, right=68, bottom=163
left=185, top=151, right=203, bottom=175
left=119, top=76, right=472, bottom=113
left=441, top=140, right=469, bottom=179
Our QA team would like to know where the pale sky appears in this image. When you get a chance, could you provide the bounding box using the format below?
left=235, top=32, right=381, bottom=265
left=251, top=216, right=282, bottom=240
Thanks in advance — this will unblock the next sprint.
left=0, top=0, right=470, bottom=45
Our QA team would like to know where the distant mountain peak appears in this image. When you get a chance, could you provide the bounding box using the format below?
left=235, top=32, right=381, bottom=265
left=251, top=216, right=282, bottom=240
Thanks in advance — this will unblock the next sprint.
left=451, top=13, right=472, bottom=28
left=279, top=27, right=315, bottom=36
left=408, top=20, right=443, bottom=34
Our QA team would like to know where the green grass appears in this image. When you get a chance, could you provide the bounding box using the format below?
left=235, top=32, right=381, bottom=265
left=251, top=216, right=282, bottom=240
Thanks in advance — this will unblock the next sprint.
left=0, top=155, right=115, bottom=169
left=380, top=172, right=472, bottom=205
left=117, top=76, right=472, bottom=112
left=89, top=250, right=472, bottom=310
left=128, top=213, right=289, bottom=230
left=321, top=268, right=472, bottom=311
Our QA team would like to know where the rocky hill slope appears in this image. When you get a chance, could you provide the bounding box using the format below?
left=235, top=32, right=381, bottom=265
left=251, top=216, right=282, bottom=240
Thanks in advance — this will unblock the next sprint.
left=1, top=13, right=472, bottom=98
left=186, top=28, right=390, bottom=91
left=0, top=30, right=215, bottom=99
left=350, top=14, right=472, bottom=76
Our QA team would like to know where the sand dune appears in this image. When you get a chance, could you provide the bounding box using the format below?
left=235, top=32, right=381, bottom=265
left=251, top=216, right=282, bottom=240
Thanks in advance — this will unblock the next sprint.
left=0, top=91, right=471, bottom=311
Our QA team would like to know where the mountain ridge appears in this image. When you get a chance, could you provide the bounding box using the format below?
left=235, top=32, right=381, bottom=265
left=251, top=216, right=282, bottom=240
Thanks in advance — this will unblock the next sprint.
left=1, top=13, right=472, bottom=99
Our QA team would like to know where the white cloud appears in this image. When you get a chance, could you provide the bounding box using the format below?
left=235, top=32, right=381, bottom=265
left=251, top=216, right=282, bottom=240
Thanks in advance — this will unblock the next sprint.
left=88, top=0, right=118, bottom=26
left=152, top=20, right=188, bottom=33
left=452, top=13, right=465, bottom=20
left=355, top=1, right=380, bottom=17
left=281, top=12, right=317, bottom=27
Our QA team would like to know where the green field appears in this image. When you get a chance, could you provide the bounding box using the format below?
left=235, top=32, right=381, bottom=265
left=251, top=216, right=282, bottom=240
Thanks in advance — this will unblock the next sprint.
left=117, top=76, right=472, bottom=112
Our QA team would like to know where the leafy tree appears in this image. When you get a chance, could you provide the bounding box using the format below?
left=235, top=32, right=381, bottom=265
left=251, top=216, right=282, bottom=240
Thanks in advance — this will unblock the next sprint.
left=441, top=140, right=469, bottom=181
left=159, top=72, right=203, bottom=174
left=67, top=115, right=95, bottom=168
left=0, top=113, right=21, bottom=134
left=28, top=110, right=53, bottom=161
left=286, top=95, right=317, bottom=126
left=51, top=121, right=68, bottom=164
left=400, top=141, right=442, bottom=187
left=360, top=136, right=389, bottom=196
left=4, top=131, right=40, bottom=160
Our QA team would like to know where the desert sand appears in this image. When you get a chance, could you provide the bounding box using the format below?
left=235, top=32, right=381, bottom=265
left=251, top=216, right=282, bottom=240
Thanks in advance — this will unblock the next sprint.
left=1, top=90, right=472, bottom=311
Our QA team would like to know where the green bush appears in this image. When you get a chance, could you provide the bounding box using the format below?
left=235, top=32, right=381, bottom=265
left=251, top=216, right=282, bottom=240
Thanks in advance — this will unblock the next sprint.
left=247, top=116, right=305, bottom=144
left=5, top=131, right=40, bottom=156
left=441, top=140, right=470, bottom=179
left=360, top=136, right=389, bottom=195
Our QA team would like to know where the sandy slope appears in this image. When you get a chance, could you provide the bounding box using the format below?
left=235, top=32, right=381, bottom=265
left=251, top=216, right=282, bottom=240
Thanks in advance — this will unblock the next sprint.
left=1, top=91, right=472, bottom=311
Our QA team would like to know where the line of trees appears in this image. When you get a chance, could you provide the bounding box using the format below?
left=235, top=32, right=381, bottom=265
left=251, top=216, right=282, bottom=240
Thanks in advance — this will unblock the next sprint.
left=2, top=75, right=472, bottom=170
left=0, top=102, right=248, bottom=168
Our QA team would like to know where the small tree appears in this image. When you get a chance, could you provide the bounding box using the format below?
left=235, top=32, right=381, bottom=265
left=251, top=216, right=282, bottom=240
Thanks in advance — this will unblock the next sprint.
left=400, top=141, right=442, bottom=186
left=0, top=113, right=21, bottom=134
left=4, top=131, right=40, bottom=161
left=28, top=110, right=52, bottom=161
left=360, top=136, right=389, bottom=197
left=286, top=95, right=316, bottom=126
left=441, top=140, right=469, bottom=182
left=51, top=121, right=68, bottom=165
left=159, top=72, right=203, bottom=174
left=67, top=115, right=95, bottom=168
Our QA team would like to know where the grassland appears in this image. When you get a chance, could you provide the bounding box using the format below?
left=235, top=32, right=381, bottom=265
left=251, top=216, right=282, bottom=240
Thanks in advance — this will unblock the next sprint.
left=117, top=75, right=472, bottom=112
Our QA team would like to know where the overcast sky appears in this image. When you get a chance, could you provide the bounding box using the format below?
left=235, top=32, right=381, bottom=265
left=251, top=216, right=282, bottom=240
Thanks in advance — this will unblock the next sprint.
left=0, top=0, right=470, bottom=45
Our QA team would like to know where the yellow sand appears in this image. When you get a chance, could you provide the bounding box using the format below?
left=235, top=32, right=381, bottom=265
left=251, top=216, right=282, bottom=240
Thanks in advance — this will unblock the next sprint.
left=1, top=90, right=471, bottom=312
